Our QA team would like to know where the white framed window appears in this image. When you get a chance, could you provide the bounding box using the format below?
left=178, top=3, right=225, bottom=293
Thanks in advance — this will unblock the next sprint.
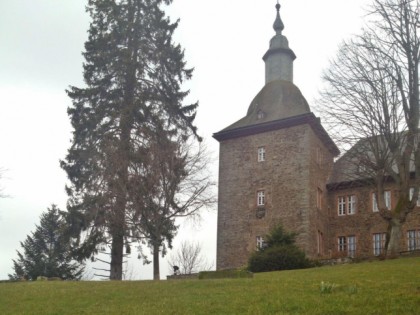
left=338, top=197, right=346, bottom=216
left=337, top=195, right=356, bottom=215
left=317, top=188, right=323, bottom=209
left=407, top=230, right=420, bottom=251
left=256, top=236, right=265, bottom=249
left=348, top=195, right=357, bottom=214
left=409, top=188, right=420, bottom=207
left=372, top=191, right=391, bottom=212
left=348, top=236, right=356, bottom=258
left=373, top=233, right=386, bottom=256
left=257, top=190, right=265, bottom=206
left=258, top=147, right=266, bottom=162
left=338, top=236, right=347, bottom=252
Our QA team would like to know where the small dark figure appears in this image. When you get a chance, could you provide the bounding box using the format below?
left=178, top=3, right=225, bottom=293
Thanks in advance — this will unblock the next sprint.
left=173, top=266, right=180, bottom=275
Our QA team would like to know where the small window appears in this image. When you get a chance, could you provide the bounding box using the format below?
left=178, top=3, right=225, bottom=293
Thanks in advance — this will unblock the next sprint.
left=317, top=188, right=323, bottom=209
left=316, top=147, right=323, bottom=166
left=256, top=236, right=265, bottom=249
left=317, top=230, right=324, bottom=255
left=338, top=197, right=346, bottom=216
left=257, top=191, right=265, bottom=206
left=373, top=233, right=386, bottom=256
left=338, top=236, right=347, bottom=252
left=348, top=236, right=356, bottom=258
left=372, top=191, right=391, bottom=212
left=337, top=195, right=356, bottom=215
left=409, top=188, right=420, bottom=207
left=258, top=147, right=266, bottom=162
left=407, top=230, right=420, bottom=251
left=348, top=195, right=357, bottom=215
left=257, top=110, right=265, bottom=120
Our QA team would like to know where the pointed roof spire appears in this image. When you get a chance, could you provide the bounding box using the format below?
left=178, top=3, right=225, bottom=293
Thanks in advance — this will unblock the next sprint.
left=273, top=1, right=284, bottom=34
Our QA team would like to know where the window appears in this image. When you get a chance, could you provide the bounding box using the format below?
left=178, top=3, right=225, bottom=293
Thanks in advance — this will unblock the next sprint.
left=338, top=236, right=347, bottom=252
left=348, top=236, right=356, bottom=258
left=348, top=195, right=357, bottom=214
left=409, top=188, right=420, bottom=207
left=338, top=197, right=346, bottom=216
left=257, top=110, right=265, bottom=120
left=257, top=191, right=265, bottom=206
left=338, top=236, right=356, bottom=257
left=258, top=147, right=266, bottom=162
left=373, top=233, right=386, bottom=256
left=317, top=188, right=323, bottom=209
left=372, top=191, right=391, bottom=212
left=407, top=230, right=420, bottom=251
left=337, top=195, right=357, bottom=215
left=317, top=230, right=324, bottom=255
left=256, top=236, right=265, bottom=249
left=316, top=147, right=323, bottom=166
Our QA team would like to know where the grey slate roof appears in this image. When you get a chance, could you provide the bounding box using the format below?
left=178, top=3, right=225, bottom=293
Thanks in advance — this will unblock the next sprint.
left=221, top=79, right=311, bottom=132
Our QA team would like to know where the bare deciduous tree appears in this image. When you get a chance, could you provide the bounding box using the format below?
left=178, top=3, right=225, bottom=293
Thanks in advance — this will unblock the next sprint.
left=168, top=241, right=213, bottom=275
left=127, top=135, right=216, bottom=280
left=318, top=0, right=419, bottom=255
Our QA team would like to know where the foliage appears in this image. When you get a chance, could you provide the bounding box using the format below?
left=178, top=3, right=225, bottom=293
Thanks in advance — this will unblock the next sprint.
left=198, top=269, right=253, bottom=280
left=317, top=0, right=419, bottom=255
left=168, top=241, right=213, bottom=275
left=248, top=224, right=311, bottom=272
left=1, top=257, right=420, bottom=314
left=61, top=0, right=203, bottom=279
left=8, top=205, right=84, bottom=281
left=248, top=244, right=311, bottom=272
left=264, top=224, right=297, bottom=247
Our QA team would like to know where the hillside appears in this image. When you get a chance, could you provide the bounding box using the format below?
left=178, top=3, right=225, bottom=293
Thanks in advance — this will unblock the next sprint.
left=1, top=257, right=419, bottom=314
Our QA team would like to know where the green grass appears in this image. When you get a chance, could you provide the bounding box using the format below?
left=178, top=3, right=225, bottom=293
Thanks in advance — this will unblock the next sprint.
left=1, top=257, right=420, bottom=314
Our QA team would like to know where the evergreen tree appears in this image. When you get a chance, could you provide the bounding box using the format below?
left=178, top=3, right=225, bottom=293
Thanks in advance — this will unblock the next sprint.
left=9, top=205, right=84, bottom=280
left=62, top=0, right=199, bottom=280
left=248, top=224, right=311, bottom=272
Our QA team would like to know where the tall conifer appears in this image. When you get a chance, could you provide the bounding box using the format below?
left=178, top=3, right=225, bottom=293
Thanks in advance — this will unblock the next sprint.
left=62, top=0, right=198, bottom=279
left=9, top=205, right=84, bottom=280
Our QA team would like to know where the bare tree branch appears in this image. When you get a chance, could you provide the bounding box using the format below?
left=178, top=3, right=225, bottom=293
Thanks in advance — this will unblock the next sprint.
left=317, top=0, right=419, bottom=255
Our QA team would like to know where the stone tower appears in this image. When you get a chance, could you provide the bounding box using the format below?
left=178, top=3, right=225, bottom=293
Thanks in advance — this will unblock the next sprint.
left=213, top=2, right=339, bottom=270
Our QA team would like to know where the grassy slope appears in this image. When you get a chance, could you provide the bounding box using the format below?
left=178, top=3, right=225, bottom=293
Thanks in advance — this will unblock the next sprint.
left=1, top=257, right=419, bottom=315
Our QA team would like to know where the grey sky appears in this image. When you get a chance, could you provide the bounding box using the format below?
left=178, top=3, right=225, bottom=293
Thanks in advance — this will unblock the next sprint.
left=0, top=0, right=368, bottom=280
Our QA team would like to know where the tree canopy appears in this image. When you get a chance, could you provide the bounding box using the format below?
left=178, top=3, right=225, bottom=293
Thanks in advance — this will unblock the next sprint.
left=62, top=0, right=207, bottom=279
left=9, top=205, right=84, bottom=281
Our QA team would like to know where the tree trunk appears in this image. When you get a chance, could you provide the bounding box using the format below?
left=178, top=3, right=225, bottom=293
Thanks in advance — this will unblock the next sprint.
left=110, top=231, right=124, bottom=280
left=153, top=243, right=160, bottom=280
left=386, top=218, right=402, bottom=257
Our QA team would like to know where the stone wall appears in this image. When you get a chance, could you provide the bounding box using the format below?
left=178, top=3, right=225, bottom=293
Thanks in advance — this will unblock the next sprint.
left=217, top=123, right=333, bottom=269
left=327, top=184, right=420, bottom=258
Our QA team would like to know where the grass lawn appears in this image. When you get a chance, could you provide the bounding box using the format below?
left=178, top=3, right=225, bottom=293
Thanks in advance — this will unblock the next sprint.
left=1, top=257, right=420, bottom=314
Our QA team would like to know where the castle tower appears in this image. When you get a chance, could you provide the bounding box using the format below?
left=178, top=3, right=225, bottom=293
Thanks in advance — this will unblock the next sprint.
left=213, top=2, right=339, bottom=270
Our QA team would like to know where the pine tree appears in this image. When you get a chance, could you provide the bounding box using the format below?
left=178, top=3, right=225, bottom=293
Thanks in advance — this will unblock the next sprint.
left=9, top=205, right=84, bottom=280
left=62, top=0, right=199, bottom=280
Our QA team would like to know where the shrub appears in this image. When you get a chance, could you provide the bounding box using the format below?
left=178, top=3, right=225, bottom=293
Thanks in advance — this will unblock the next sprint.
left=248, top=244, right=311, bottom=272
left=248, top=223, right=312, bottom=272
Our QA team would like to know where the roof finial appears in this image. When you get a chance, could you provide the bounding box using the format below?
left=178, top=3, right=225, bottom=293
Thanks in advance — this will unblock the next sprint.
left=273, top=1, right=284, bottom=34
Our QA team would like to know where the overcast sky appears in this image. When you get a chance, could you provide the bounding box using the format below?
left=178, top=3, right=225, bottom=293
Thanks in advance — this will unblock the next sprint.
left=0, top=0, right=369, bottom=280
